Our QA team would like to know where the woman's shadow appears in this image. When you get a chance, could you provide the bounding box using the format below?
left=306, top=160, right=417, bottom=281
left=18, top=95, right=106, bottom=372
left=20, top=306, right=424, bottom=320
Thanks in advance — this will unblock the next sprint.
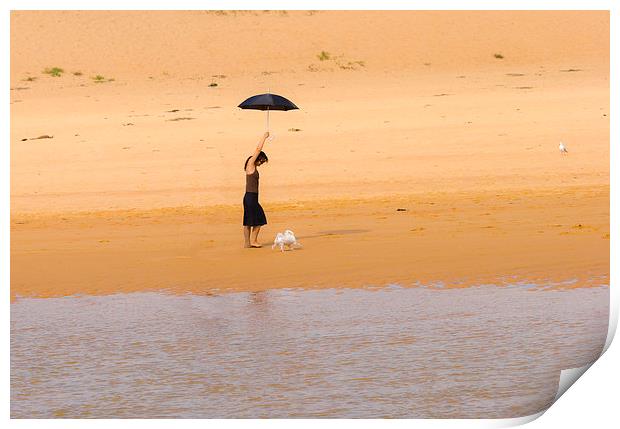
left=296, top=229, right=370, bottom=240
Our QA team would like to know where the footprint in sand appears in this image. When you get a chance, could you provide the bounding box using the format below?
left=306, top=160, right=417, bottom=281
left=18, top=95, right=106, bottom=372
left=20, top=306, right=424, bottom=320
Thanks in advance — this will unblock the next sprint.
left=571, top=223, right=596, bottom=231
left=559, top=224, right=597, bottom=235
left=167, top=117, right=195, bottom=121
left=21, top=135, right=53, bottom=141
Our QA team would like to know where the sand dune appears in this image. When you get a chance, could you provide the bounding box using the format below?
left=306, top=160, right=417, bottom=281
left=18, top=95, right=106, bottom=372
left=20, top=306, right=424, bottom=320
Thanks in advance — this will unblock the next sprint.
left=10, top=11, right=609, bottom=299
left=10, top=11, right=609, bottom=81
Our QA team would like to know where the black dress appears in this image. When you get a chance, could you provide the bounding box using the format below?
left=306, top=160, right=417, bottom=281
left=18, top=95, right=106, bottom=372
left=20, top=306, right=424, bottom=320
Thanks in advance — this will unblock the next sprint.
left=243, top=169, right=267, bottom=226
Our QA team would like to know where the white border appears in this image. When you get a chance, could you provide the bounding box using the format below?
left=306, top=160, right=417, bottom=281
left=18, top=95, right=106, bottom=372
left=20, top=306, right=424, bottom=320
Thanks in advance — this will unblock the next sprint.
left=4, top=1, right=617, bottom=427
left=2, top=0, right=617, bottom=11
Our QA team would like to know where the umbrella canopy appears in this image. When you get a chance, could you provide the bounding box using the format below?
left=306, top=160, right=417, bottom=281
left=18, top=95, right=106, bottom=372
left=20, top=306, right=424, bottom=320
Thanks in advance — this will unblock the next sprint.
left=238, top=93, right=299, bottom=111
left=238, top=93, right=299, bottom=131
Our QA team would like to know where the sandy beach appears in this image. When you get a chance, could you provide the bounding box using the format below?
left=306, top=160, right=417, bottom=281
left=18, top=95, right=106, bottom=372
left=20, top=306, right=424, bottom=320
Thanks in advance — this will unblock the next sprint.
left=10, top=10, right=609, bottom=300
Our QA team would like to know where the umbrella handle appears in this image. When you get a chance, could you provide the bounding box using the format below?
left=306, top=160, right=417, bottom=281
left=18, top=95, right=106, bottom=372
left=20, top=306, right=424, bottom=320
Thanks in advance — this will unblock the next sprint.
left=267, top=88, right=270, bottom=132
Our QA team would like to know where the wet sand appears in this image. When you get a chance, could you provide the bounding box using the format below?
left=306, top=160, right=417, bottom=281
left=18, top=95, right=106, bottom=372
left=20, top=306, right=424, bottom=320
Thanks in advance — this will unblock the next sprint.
left=10, top=11, right=609, bottom=299
left=11, top=186, right=608, bottom=299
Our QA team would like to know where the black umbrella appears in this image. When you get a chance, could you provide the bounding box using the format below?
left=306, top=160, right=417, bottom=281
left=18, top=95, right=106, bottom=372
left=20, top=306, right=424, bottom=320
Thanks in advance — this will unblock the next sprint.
left=238, top=92, right=299, bottom=131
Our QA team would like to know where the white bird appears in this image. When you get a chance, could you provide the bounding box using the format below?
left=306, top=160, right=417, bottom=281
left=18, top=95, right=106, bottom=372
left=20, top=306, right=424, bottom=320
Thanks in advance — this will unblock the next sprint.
left=272, top=229, right=302, bottom=252
left=559, top=142, right=568, bottom=154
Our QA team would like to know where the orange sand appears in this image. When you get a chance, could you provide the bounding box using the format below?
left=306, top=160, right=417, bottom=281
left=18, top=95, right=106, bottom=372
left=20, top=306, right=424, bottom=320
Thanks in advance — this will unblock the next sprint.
left=10, top=11, right=609, bottom=299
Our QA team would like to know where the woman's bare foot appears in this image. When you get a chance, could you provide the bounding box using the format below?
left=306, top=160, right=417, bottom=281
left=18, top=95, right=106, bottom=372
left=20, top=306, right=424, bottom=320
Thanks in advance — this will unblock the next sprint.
left=250, top=243, right=262, bottom=248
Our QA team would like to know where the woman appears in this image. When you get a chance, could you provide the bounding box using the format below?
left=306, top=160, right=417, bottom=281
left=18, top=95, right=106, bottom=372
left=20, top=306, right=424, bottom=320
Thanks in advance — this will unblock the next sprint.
left=243, top=131, right=270, bottom=248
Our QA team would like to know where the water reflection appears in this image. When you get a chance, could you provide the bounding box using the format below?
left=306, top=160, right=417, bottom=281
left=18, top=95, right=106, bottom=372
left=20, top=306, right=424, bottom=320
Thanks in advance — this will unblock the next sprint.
left=11, top=285, right=608, bottom=418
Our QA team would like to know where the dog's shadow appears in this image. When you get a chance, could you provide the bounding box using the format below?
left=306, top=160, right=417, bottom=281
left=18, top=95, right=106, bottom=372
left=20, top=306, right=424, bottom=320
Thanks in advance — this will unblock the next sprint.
left=262, top=229, right=370, bottom=244
left=296, top=229, right=370, bottom=240
left=262, top=229, right=370, bottom=248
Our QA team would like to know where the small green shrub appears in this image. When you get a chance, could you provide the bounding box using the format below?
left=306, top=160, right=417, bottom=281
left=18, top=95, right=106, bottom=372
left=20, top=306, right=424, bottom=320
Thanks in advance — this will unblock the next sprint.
left=91, top=75, right=114, bottom=83
left=43, top=67, right=64, bottom=77
left=317, top=51, right=331, bottom=61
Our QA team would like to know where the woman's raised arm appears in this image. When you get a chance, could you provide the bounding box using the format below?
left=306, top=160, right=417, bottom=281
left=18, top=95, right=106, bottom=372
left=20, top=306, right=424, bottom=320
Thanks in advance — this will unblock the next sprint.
left=246, top=132, right=270, bottom=172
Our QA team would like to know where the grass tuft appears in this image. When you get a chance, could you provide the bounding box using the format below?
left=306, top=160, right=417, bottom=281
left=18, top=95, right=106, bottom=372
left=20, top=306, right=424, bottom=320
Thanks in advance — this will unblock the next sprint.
left=43, top=67, right=64, bottom=77
left=91, top=75, right=115, bottom=83
left=317, top=51, right=331, bottom=61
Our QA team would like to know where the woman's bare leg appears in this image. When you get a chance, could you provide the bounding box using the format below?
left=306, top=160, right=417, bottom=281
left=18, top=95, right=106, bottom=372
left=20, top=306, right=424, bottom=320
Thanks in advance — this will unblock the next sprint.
left=250, top=226, right=262, bottom=247
left=243, top=226, right=251, bottom=248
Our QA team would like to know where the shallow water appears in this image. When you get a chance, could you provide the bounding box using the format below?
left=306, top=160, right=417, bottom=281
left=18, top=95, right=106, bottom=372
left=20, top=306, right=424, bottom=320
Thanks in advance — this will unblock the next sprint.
left=11, top=284, right=608, bottom=418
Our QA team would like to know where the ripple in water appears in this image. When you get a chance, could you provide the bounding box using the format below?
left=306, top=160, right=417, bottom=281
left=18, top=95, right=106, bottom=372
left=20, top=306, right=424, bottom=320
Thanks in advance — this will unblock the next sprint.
left=11, top=284, right=608, bottom=418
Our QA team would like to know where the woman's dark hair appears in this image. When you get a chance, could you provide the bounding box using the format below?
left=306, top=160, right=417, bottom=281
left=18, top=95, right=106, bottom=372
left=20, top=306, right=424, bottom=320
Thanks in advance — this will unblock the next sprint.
left=244, top=151, right=268, bottom=170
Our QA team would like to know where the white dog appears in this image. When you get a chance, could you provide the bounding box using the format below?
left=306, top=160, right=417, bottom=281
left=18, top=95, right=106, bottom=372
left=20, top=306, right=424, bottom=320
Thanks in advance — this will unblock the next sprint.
left=272, top=230, right=302, bottom=252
